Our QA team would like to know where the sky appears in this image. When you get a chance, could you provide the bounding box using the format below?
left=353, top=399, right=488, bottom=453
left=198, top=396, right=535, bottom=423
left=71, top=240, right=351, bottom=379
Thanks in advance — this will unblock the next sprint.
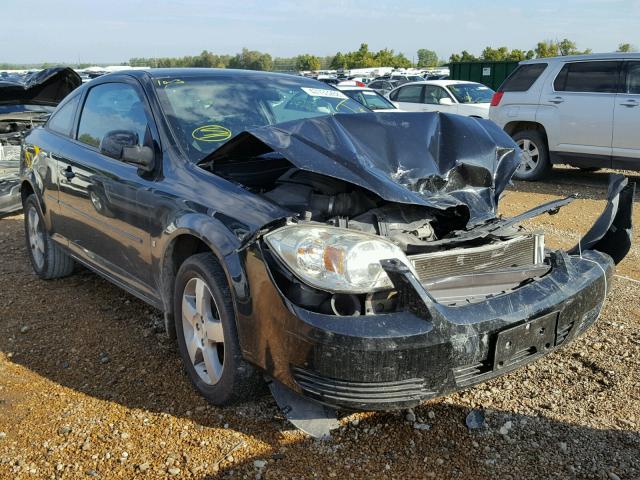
left=1, top=0, right=639, bottom=64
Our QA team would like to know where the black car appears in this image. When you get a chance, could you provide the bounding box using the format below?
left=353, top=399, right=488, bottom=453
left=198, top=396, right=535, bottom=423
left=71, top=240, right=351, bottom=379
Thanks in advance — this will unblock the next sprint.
left=20, top=68, right=633, bottom=436
left=1, top=67, right=81, bottom=217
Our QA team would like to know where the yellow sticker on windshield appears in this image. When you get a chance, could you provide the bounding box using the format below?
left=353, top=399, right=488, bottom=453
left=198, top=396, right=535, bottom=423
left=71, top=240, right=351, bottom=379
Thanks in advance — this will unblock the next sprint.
left=192, top=125, right=232, bottom=142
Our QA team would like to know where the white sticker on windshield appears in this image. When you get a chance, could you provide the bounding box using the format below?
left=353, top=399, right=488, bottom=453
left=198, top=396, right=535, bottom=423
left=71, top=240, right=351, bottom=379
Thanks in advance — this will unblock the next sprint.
left=301, top=87, right=348, bottom=99
left=477, top=86, right=490, bottom=90
left=363, top=91, right=377, bottom=96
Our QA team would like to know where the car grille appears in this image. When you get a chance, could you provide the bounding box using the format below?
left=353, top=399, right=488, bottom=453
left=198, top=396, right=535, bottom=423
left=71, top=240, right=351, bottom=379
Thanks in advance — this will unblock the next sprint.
left=409, top=235, right=540, bottom=283
left=293, top=367, right=435, bottom=405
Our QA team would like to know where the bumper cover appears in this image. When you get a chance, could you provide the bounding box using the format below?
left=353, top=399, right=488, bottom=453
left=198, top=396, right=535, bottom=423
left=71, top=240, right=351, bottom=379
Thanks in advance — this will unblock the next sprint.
left=236, top=175, right=632, bottom=412
left=287, top=250, right=611, bottom=410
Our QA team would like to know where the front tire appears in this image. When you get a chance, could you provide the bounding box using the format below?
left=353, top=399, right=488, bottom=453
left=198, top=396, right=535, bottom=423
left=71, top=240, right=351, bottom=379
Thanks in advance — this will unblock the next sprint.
left=173, top=252, right=263, bottom=405
left=23, top=195, right=75, bottom=279
left=512, top=130, right=551, bottom=181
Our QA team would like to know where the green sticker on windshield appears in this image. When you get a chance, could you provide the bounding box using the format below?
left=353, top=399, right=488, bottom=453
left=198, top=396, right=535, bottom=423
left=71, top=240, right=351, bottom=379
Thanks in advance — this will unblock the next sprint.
left=192, top=125, right=232, bottom=142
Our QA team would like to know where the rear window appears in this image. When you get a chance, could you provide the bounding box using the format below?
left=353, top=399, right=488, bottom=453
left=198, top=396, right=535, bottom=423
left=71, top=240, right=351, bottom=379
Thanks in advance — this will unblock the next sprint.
left=391, top=84, right=423, bottom=102
left=554, top=61, right=620, bottom=93
left=500, top=64, right=547, bottom=92
left=47, top=94, right=80, bottom=137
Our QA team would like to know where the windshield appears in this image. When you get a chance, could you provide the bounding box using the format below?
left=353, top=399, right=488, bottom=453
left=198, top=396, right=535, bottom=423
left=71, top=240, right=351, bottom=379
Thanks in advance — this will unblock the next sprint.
left=447, top=83, right=494, bottom=104
left=342, top=90, right=396, bottom=110
left=154, top=74, right=368, bottom=161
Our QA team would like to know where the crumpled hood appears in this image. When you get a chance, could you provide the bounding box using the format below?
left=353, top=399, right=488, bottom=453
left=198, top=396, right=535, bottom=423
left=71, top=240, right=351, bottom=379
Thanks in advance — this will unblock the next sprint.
left=0, top=67, right=81, bottom=106
left=205, top=112, right=521, bottom=224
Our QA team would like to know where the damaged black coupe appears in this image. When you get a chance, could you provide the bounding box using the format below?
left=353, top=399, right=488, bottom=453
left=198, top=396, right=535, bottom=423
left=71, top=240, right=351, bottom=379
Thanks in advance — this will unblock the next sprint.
left=20, top=69, right=633, bottom=436
left=1, top=67, right=81, bottom=217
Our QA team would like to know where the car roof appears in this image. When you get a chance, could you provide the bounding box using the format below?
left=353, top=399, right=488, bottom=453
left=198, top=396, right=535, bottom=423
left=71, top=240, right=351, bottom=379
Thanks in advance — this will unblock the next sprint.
left=336, top=86, right=376, bottom=92
left=392, top=80, right=478, bottom=88
left=520, top=52, right=640, bottom=64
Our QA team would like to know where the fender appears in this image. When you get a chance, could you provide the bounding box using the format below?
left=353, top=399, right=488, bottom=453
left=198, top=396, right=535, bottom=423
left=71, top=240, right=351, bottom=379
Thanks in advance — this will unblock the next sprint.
left=155, top=211, right=252, bottom=341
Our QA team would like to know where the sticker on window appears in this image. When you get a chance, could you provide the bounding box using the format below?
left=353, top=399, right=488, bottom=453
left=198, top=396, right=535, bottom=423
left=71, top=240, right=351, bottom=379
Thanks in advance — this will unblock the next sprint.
left=301, top=87, right=348, bottom=99
left=192, top=125, right=232, bottom=142
left=157, top=79, right=185, bottom=88
left=363, top=91, right=377, bottom=96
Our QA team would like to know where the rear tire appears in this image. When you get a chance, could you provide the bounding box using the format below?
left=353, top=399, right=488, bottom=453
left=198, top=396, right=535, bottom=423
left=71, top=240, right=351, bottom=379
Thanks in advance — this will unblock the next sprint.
left=23, top=195, right=75, bottom=279
left=512, top=130, right=551, bottom=181
left=173, top=252, right=263, bottom=405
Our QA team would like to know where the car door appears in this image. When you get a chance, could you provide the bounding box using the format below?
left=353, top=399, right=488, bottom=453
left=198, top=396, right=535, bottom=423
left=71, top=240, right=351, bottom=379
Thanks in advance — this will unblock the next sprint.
left=389, top=84, right=424, bottom=112
left=56, top=79, right=159, bottom=298
left=539, top=60, right=619, bottom=161
left=422, top=85, right=458, bottom=114
left=612, top=61, right=640, bottom=168
left=28, top=92, right=82, bottom=236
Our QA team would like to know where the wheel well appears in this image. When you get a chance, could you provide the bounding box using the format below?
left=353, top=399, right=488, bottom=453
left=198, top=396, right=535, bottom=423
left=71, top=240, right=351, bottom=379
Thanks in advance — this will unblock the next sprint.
left=160, top=234, right=215, bottom=338
left=504, top=121, right=548, bottom=146
left=20, top=181, right=35, bottom=204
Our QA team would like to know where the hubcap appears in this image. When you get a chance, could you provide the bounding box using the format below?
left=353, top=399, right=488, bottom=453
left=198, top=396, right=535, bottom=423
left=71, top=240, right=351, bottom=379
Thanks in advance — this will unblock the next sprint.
left=516, top=138, right=540, bottom=175
left=181, top=277, right=225, bottom=385
left=90, top=191, right=102, bottom=212
left=27, top=207, right=45, bottom=270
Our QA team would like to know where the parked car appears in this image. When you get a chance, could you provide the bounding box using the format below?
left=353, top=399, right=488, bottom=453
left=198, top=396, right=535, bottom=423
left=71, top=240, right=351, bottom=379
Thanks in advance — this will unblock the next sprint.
left=391, top=74, right=424, bottom=84
left=20, top=68, right=632, bottom=437
left=336, top=85, right=399, bottom=111
left=489, top=53, right=640, bottom=180
left=388, top=80, right=494, bottom=118
left=367, top=79, right=400, bottom=95
left=0, top=67, right=81, bottom=217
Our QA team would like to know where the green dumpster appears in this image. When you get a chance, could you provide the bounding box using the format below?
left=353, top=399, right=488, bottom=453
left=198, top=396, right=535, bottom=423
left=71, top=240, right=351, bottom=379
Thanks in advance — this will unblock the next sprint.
left=448, top=61, right=519, bottom=90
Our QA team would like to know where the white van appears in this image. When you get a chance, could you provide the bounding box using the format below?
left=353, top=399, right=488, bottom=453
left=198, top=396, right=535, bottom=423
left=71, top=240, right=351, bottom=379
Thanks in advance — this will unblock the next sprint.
left=489, top=53, right=640, bottom=180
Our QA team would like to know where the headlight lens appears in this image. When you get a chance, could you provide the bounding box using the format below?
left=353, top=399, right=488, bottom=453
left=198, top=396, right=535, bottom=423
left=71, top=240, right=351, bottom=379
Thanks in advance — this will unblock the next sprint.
left=264, top=225, right=413, bottom=293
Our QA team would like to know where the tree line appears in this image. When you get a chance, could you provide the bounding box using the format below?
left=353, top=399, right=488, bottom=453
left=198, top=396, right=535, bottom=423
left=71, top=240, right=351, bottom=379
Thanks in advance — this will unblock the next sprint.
left=129, top=40, right=638, bottom=73
left=2, top=40, right=637, bottom=72
left=450, top=40, right=637, bottom=63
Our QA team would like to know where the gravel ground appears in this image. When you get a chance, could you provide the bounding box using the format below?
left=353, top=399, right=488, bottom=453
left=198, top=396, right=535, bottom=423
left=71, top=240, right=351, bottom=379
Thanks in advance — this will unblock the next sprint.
left=1, top=167, right=639, bottom=480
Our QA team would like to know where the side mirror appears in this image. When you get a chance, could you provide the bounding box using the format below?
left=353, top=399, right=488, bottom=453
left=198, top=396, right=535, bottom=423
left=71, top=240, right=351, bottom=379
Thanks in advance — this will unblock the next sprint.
left=100, top=130, right=137, bottom=159
left=99, top=129, right=154, bottom=172
left=122, top=145, right=155, bottom=172
left=439, top=97, right=454, bottom=105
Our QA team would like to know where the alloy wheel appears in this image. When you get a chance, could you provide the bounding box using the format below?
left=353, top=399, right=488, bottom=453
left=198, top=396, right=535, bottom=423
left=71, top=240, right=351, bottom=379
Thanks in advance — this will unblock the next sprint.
left=181, top=277, right=225, bottom=385
left=27, top=206, right=45, bottom=270
left=516, top=138, right=540, bottom=175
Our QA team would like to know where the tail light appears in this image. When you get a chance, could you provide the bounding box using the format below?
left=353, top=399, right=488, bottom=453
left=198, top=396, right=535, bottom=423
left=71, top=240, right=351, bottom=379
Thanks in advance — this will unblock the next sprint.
left=355, top=81, right=365, bottom=87
left=490, top=91, right=504, bottom=107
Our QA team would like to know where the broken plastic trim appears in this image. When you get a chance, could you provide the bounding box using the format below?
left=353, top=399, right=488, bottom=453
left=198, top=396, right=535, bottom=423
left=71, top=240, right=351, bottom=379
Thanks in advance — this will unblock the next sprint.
left=267, top=378, right=340, bottom=439
left=568, top=174, right=634, bottom=265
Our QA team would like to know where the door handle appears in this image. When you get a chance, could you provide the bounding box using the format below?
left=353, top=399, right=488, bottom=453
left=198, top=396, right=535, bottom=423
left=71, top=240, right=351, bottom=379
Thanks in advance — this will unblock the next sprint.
left=620, top=100, right=638, bottom=107
left=549, top=97, right=564, bottom=104
left=61, top=166, right=75, bottom=180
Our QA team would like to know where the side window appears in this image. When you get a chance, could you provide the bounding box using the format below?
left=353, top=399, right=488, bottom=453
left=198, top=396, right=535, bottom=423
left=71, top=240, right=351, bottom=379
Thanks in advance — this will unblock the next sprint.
left=423, top=85, right=450, bottom=104
left=500, top=63, right=548, bottom=92
left=625, top=62, right=640, bottom=94
left=394, top=85, right=423, bottom=103
left=77, top=83, right=149, bottom=149
left=554, top=61, right=620, bottom=93
left=47, top=94, right=80, bottom=136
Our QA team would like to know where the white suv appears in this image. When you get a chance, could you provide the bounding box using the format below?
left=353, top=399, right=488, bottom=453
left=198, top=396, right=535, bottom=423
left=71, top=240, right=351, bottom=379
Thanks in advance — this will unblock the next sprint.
left=489, top=53, right=640, bottom=180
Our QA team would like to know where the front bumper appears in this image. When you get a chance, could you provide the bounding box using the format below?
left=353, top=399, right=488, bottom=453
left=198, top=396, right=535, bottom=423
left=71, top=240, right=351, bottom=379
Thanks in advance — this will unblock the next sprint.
left=240, top=247, right=611, bottom=411
left=234, top=175, right=632, bottom=412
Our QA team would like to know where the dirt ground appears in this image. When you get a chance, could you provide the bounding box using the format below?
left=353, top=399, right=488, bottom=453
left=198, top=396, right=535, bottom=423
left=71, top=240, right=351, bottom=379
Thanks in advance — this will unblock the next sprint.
left=1, top=166, right=639, bottom=480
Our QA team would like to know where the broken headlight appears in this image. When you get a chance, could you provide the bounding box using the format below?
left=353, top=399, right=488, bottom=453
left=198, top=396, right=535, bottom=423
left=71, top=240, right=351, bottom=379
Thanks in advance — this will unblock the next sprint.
left=264, top=225, right=414, bottom=294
